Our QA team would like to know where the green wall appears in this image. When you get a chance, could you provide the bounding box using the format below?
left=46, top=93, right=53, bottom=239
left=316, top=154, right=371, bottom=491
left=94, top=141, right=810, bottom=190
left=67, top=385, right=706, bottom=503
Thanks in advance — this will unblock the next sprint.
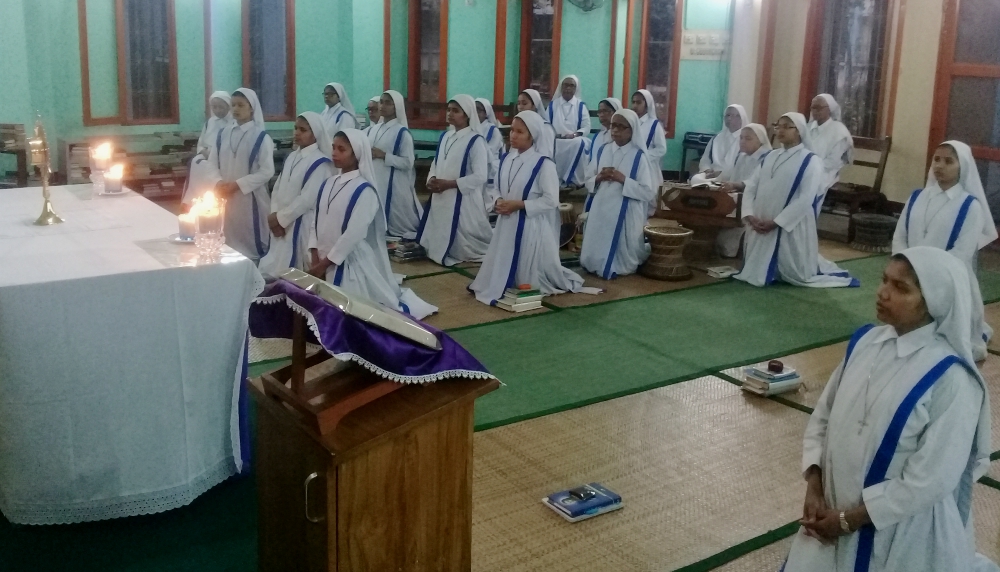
left=0, top=0, right=735, bottom=174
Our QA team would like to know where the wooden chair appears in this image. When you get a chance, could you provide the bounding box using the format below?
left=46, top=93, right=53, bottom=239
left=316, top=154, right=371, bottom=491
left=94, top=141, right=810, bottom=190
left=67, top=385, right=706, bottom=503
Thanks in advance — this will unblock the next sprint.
left=820, top=135, right=892, bottom=242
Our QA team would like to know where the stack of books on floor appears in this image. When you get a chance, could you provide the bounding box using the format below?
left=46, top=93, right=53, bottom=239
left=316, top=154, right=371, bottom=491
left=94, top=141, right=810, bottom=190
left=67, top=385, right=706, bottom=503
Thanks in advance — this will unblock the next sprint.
left=392, top=241, right=426, bottom=262
left=741, top=362, right=801, bottom=396
left=496, top=287, right=543, bottom=312
left=706, top=265, right=739, bottom=279
left=542, top=483, right=623, bottom=523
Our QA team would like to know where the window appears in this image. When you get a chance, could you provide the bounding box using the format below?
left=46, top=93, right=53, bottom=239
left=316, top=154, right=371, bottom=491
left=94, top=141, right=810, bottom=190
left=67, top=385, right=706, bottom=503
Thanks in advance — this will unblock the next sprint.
left=813, top=0, right=890, bottom=137
left=78, top=0, right=180, bottom=126
left=637, top=0, right=682, bottom=138
left=405, top=0, right=449, bottom=127
left=519, top=0, right=562, bottom=102
left=930, top=0, right=1000, bottom=221
left=243, top=0, right=296, bottom=121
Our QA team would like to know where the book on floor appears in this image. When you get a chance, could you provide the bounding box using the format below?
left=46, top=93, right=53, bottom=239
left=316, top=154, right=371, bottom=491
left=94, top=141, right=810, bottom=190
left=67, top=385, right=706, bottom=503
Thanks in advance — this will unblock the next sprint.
left=542, top=483, right=623, bottom=523
left=744, top=363, right=798, bottom=381
left=496, top=299, right=542, bottom=313
left=706, top=266, right=739, bottom=279
left=741, top=376, right=802, bottom=396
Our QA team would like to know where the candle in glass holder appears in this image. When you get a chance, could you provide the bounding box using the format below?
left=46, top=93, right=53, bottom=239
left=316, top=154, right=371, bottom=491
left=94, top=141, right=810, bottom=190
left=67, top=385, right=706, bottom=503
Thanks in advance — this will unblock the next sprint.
left=178, top=212, right=197, bottom=240
left=104, top=164, right=124, bottom=193
left=91, top=142, right=113, bottom=172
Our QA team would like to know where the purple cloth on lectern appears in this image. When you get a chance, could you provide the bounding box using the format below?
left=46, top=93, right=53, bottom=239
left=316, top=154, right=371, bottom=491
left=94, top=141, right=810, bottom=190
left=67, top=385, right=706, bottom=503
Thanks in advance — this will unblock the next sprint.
left=249, top=280, right=495, bottom=384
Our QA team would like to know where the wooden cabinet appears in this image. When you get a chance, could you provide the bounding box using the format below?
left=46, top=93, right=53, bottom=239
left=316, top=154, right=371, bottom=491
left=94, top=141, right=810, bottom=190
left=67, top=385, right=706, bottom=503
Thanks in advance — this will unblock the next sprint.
left=250, top=370, right=496, bottom=572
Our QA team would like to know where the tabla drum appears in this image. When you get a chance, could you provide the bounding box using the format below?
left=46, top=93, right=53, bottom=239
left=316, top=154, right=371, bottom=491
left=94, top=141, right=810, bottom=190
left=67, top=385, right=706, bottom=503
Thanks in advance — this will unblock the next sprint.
left=559, top=203, right=576, bottom=247
left=851, top=213, right=896, bottom=253
left=640, top=225, right=694, bottom=281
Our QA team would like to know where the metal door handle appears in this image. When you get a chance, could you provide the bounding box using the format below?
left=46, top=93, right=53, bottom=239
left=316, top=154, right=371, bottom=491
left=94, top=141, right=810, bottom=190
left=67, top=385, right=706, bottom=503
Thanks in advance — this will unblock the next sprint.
left=304, top=472, right=326, bottom=523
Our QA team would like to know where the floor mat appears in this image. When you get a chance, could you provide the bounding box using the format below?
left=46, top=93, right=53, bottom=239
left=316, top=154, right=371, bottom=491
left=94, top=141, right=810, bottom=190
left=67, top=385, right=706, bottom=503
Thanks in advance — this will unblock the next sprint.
left=471, top=376, right=807, bottom=572
left=407, top=271, right=550, bottom=331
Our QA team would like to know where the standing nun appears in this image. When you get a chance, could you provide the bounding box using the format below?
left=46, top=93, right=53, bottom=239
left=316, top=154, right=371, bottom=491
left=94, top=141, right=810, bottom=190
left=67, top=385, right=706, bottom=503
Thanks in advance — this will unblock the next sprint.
left=182, top=91, right=235, bottom=204
left=630, top=89, right=668, bottom=215
left=204, top=87, right=275, bottom=263
left=517, top=89, right=557, bottom=158
left=369, top=90, right=423, bottom=240
left=806, top=93, right=854, bottom=209
left=729, top=112, right=856, bottom=288
left=417, top=95, right=494, bottom=266
left=308, top=129, right=437, bottom=320
left=475, top=97, right=505, bottom=206
left=471, top=111, right=599, bottom=305
left=546, top=75, right=591, bottom=188
left=580, top=109, right=656, bottom=279
left=696, top=104, right=749, bottom=179
left=783, top=247, right=996, bottom=572
left=363, top=96, right=381, bottom=135
left=712, top=123, right=772, bottom=257
left=893, top=140, right=996, bottom=360
left=258, top=112, right=335, bottom=278
left=320, top=83, right=358, bottom=137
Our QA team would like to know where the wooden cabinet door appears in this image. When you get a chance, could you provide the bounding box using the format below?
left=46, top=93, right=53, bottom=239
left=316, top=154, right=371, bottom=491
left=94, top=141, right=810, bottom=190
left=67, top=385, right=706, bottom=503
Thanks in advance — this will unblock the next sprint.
left=257, top=401, right=335, bottom=572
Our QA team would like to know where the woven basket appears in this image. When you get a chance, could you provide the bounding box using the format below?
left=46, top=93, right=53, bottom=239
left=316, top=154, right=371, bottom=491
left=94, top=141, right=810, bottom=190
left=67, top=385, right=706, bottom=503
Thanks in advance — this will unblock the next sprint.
left=850, top=213, right=896, bottom=253
left=640, top=225, right=693, bottom=281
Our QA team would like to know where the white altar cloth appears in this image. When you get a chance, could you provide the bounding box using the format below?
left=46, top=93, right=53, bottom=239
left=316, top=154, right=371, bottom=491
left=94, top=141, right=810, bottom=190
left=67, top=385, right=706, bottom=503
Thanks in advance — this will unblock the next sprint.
left=0, top=185, right=263, bottom=525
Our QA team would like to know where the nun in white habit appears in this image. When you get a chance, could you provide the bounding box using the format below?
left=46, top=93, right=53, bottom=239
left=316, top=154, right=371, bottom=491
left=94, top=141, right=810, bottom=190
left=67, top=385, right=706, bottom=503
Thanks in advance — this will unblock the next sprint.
left=320, top=83, right=358, bottom=137
left=470, top=111, right=598, bottom=305
left=546, top=75, right=591, bottom=187
left=417, top=94, right=494, bottom=266
left=588, top=98, right=622, bottom=165
left=201, top=87, right=275, bottom=263
left=731, top=112, right=856, bottom=288
left=783, top=247, right=996, bottom=572
left=475, top=97, right=504, bottom=205
left=630, top=89, right=668, bottom=215
left=580, top=109, right=655, bottom=279
left=713, top=123, right=772, bottom=257
left=308, top=129, right=437, bottom=320
left=363, top=96, right=381, bottom=135
left=806, top=93, right=854, bottom=208
left=182, top=91, right=235, bottom=204
left=258, top=112, right=335, bottom=279
left=697, top=104, right=749, bottom=176
left=517, top=89, right=557, bottom=159
left=893, top=140, right=996, bottom=360
left=369, top=90, right=423, bottom=240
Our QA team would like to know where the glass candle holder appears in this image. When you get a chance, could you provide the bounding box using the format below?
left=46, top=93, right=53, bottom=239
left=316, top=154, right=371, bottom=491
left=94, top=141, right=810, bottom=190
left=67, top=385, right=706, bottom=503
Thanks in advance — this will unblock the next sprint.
left=194, top=194, right=226, bottom=257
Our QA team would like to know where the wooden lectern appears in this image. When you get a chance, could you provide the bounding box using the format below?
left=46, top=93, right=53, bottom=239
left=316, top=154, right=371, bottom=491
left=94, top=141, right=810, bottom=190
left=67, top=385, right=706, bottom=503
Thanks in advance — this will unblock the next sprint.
left=250, top=314, right=499, bottom=572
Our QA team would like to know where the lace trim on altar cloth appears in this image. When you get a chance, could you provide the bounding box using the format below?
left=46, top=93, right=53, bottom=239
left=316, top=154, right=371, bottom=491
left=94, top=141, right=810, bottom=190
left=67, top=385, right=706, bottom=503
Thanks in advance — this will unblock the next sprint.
left=255, top=294, right=497, bottom=385
left=0, top=457, right=236, bottom=526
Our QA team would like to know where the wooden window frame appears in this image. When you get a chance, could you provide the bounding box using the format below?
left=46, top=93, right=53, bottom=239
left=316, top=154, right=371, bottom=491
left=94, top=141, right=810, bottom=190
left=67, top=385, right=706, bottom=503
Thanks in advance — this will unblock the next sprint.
left=241, top=0, right=297, bottom=123
left=928, top=0, right=1000, bottom=164
left=518, top=0, right=563, bottom=102
left=402, top=0, right=450, bottom=129
left=78, top=0, right=181, bottom=127
left=797, top=0, right=894, bottom=137
left=636, top=0, right=684, bottom=139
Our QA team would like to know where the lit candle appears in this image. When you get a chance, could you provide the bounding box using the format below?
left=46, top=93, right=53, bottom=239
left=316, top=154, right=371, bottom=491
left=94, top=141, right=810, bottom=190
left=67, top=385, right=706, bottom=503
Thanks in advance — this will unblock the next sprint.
left=104, top=164, right=124, bottom=193
left=196, top=191, right=223, bottom=234
left=178, top=212, right=197, bottom=240
left=92, top=142, right=113, bottom=172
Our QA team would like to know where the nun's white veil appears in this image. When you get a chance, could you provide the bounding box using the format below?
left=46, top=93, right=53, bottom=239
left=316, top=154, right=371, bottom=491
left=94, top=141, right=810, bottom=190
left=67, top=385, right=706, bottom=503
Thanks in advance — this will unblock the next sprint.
left=382, top=90, right=409, bottom=128
left=298, top=111, right=332, bottom=158
left=233, top=87, right=265, bottom=128
left=927, top=140, right=998, bottom=248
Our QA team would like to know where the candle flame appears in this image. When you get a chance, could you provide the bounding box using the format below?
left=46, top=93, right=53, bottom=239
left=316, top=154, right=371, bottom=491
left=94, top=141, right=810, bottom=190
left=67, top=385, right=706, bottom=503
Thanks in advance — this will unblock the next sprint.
left=178, top=212, right=197, bottom=223
left=93, top=142, right=112, bottom=160
left=107, top=164, right=124, bottom=179
left=191, top=191, right=221, bottom=217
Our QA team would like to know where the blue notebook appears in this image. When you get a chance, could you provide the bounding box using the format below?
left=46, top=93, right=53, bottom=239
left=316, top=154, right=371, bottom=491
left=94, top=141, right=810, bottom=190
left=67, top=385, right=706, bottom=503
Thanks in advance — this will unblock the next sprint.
left=543, top=483, right=623, bottom=522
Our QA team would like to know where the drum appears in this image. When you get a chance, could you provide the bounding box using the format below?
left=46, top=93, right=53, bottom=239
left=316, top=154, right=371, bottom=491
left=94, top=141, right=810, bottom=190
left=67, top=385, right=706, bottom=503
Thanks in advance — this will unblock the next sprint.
left=640, top=225, right=694, bottom=281
left=851, top=213, right=896, bottom=253
left=559, top=203, right=576, bottom=247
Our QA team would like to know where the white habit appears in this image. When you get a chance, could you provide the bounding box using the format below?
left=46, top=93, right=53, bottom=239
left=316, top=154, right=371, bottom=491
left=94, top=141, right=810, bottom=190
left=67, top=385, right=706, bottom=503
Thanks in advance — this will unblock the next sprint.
left=321, top=82, right=358, bottom=136
left=476, top=97, right=505, bottom=208
left=699, top=104, right=749, bottom=174
left=635, top=89, right=667, bottom=215
left=183, top=91, right=235, bottom=205
left=546, top=75, right=591, bottom=187
left=784, top=247, right=995, bottom=572
left=417, top=95, right=494, bottom=266
left=580, top=109, right=655, bottom=279
left=585, top=98, right=623, bottom=186
left=198, top=88, right=275, bottom=263
left=471, top=111, right=594, bottom=304
left=309, top=130, right=437, bottom=320
left=369, top=90, right=424, bottom=240
left=259, top=112, right=335, bottom=279
left=892, top=140, right=997, bottom=361
left=734, top=118, right=856, bottom=288
left=713, top=123, right=772, bottom=257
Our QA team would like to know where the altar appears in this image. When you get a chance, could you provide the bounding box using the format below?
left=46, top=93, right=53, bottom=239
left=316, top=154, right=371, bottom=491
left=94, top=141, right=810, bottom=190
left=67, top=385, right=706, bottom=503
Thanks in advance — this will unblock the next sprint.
left=0, top=185, right=262, bottom=525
